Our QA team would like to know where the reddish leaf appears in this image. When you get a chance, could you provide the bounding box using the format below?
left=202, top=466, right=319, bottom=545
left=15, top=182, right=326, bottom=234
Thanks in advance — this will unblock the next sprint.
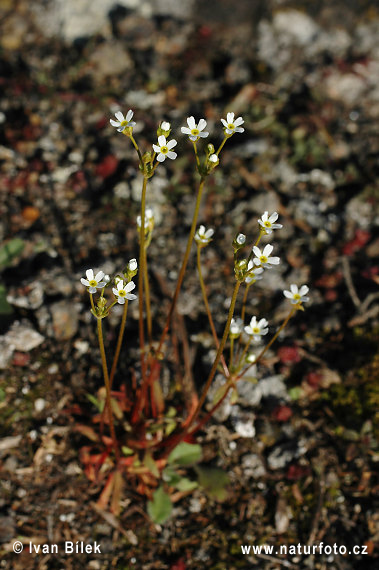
left=96, top=155, right=118, bottom=179
left=273, top=405, right=293, bottom=422
left=342, top=229, right=371, bottom=255
left=286, top=464, right=311, bottom=480
left=12, top=352, right=30, bottom=366
left=277, top=346, right=301, bottom=364
left=171, top=560, right=186, bottom=570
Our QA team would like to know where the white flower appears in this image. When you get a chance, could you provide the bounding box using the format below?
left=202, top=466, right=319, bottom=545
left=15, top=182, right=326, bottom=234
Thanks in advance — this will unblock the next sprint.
left=229, top=317, right=243, bottom=338
left=137, top=207, right=154, bottom=229
left=209, top=153, right=218, bottom=163
left=244, top=316, right=269, bottom=342
left=195, top=225, right=214, bottom=244
left=283, top=284, right=309, bottom=304
left=153, top=135, right=177, bottom=162
left=221, top=112, right=244, bottom=135
left=252, top=244, right=280, bottom=269
left=245, top=264, right=264, bottom=284
left=80, top=269, right=107, bottom=293
left=110, top=109, right=136, bottom=132
left=112, top=280, right=137, bottom=304
left=128, top=258, right=138, bottom=271
left=258, top=211, right=283, bottom=234
left=181, top=116, right=209, bottom=142
left=161, top=121, right=171, bottom=131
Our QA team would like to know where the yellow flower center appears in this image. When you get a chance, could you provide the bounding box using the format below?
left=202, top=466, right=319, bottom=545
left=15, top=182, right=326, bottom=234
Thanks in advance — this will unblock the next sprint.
left=191, top=128, right=199, bottom=136
left=260, top=256, right=268, bottom=264
left=161, top=146, right=168, bottom=154
left=119, top=290, right=126, bottom=297
left=264, top=221, right=271, bottom=227
left=228, top=123, right=235, bottom=130
left=120, top=120, right=128, bottom=127
left=252, top=327, right=260, bottom=334
left=293, top=293, right=301, bottom=301
left=89, top=280, right=97, bottom=287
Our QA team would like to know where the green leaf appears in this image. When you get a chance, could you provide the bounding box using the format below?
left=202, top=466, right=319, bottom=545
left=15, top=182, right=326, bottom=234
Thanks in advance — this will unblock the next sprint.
left=147, top=486, right=172, bottom=524
left=195, top=466, right=229, bottom=501
left=143, top=453, right=160, bottom=478
left=162, top=467, right=181, bottom=486
left=85, top=393, right=104, bottom=412
left=0, top=284, right=12, bottom=315
left=121, top=446, right=135, bottom=456
left=167, top=442, right=202, bottom=466
left=289, top=386, right=302, bottom=401
left=175, top=477, right=198, bottom=492
left=0, top=238, right=25, bottom=268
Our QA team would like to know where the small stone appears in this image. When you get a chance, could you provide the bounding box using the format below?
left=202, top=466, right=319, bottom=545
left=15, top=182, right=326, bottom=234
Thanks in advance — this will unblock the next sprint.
left=51, top=300, right=79, bottom=340
left=5, top=320, right=45, bottom=352
left=242, top=454, right=266, bottom=479
left=34, top=398, right=46, bottom=413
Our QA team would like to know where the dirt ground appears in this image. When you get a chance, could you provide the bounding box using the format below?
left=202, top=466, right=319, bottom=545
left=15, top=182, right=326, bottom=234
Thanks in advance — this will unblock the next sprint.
left=0, top=1, right=379, bottom=568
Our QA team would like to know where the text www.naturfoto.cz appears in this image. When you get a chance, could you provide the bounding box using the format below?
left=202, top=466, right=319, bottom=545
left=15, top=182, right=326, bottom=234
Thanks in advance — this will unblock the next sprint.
left=241, top=543, right=368, bottom=556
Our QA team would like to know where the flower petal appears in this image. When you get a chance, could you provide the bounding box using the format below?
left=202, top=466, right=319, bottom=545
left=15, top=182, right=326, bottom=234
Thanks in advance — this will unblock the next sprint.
left=158, top=135, right=166, bottom=146
left=181, top=127, right=191, bottom=135
left=86, top=269, right=94, bottom=280
left=115, top=111, right=124, bottom=122
left=126, top=109, right=133, bottom=122
left=227, top=112, right=234, bottom=123
left=81, top=278, right=90, bottom=287
left=110, top=119, right=120, bottom=127
left=198, top=118, right=207, bottom=131
left=187, top=116, right=196, bottom=129
left=167, top=151, right=177, bottom=160
left=157, top=153, right=166, bottom=162
left=299, top=285, right=309, bottom=296
left=167, top=139, right=177, bottom=149
left=234, top=116, right=244, bottom=126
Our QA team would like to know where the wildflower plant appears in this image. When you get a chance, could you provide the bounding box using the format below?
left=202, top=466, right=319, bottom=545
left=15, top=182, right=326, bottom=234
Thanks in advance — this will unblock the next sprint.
left=77, top=107, right=310, bottom=522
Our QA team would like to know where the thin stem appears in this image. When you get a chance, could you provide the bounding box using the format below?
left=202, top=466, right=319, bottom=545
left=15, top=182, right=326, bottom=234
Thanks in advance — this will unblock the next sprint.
left=247, top=229, right=265, bottom=262
left=109, top=300, right=129, bottom=391
left=138, top=177, right=148, bottom=382
left=240, top=283, right=251, bottom=324
left=193, top=141, right=200, bottom=169
left=197, top=245, right=229, bottom=377
left=190, top=280, right=241, bottom=425
left=143, top=245, right=152, bottom=345
left=97, top=318, right=120, bottom=463
left=189, top=380, right=234, bottom=436
left=236, top=306, right=297, bottom=381
left=216, top=136, right=228, bottom=156
left=156, top=177, right=206, bottom=356
left=130, top=134, right=143, bottom=165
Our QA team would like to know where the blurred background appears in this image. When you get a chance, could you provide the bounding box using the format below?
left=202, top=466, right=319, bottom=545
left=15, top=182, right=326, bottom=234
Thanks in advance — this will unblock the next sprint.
left=0, top=0, right=378, bottom=568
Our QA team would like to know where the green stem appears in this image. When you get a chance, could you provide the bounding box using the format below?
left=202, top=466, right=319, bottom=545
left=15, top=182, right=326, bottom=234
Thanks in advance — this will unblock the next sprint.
left=236, top=306, right=297, bottom=381
left=193, top=141, right=200, bottom=169
left=190, top=280, right=241, bottom=425
left=138, top=177, right=148, bottom=382
left=216, top=136, right=228, bottom=156
left=97, top=318, right=119, bottom=463
left=109, top=300, right=129, bottom=391
left=197, top=245, right=229, bottom=377
left=143, top=245, right=152, bottom=345
left=156, top=177, right=206, bottom=355
left=130, top=134, right=143, bottom=165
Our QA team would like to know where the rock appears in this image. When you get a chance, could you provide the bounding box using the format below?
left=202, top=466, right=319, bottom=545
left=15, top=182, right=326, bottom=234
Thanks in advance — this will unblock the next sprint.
left=238, top=374, right=288, bottom=407
left=241, top=453, right=266, bottom=479
left=51, top=301, right=79, bottom=340
left=0, top=338, right=15, bottom=370
left=34, top=398, right=46, bottom=413
left=6, top=281, right=44, bottom=310
left=4, top=320, right=45, bottom=352
left=267, top=438, right=307, bottom=470
left=89, top=42, right=133, bottom=80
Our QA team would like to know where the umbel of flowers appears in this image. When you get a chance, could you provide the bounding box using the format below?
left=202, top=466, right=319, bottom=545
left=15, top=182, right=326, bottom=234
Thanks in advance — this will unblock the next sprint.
left=78, top=108, right=309, bottom=517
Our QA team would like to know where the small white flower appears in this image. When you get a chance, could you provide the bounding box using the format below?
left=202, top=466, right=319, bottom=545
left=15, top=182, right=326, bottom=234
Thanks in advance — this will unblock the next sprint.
left=80, top=269, right=107, bottom=293
left=229, top=317, right=243, bottom=338
left=195, top=225, right=214, bottom=245
left=258, top=211, right=283, bottom=234
left=128, top=258, right=138, bottom=271
left=112, top=280, right=137, bottom=304
left=283, top=284, right=309, bottom=304
left=245, top=264, right=264, bottom=284
left=181, top=116, right=209, bottom=142
left=209, top=153, right=218, bottom=163
left=161, top=121, right=171, bottom=131
left=137, top=207, right=154, bottom=229
left=221, top=112, right=244, bottom=135
left=236, top=233, right=246, bottom=245
left=252, top=244, right=280, bottom=269
left=153, top=135, right=177, bottom=162
left=110, top=109, right=136, bottom=132
left=244, top=316, right=269, bottom=342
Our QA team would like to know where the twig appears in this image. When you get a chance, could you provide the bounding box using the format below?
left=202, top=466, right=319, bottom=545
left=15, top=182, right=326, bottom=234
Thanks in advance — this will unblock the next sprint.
left=342, top=256, right=361, bottom=309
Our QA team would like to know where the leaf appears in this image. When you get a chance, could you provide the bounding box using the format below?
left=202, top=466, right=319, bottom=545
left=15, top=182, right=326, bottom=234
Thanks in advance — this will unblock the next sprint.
left=167, top=442, right=202, bottom=466
left=86, top=393, right=104, bottom=412
left=0, top=284, right=12, bottom=314
left=212, top=383, right=229, bottom=406
left=195, top=466, right=229, bottom=501
left=110, top=471, right=123, bottom=516
left=143, top=452, right=160, bottom=478
left=175, top=477, right=198, bottom=492
left=162, top=467, right=181, bottom=486
left=121, top=446, right=134, bottom=456
left=0, top=238, right=25, bottom=268
left=147, top=486, right=172, bottom=524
